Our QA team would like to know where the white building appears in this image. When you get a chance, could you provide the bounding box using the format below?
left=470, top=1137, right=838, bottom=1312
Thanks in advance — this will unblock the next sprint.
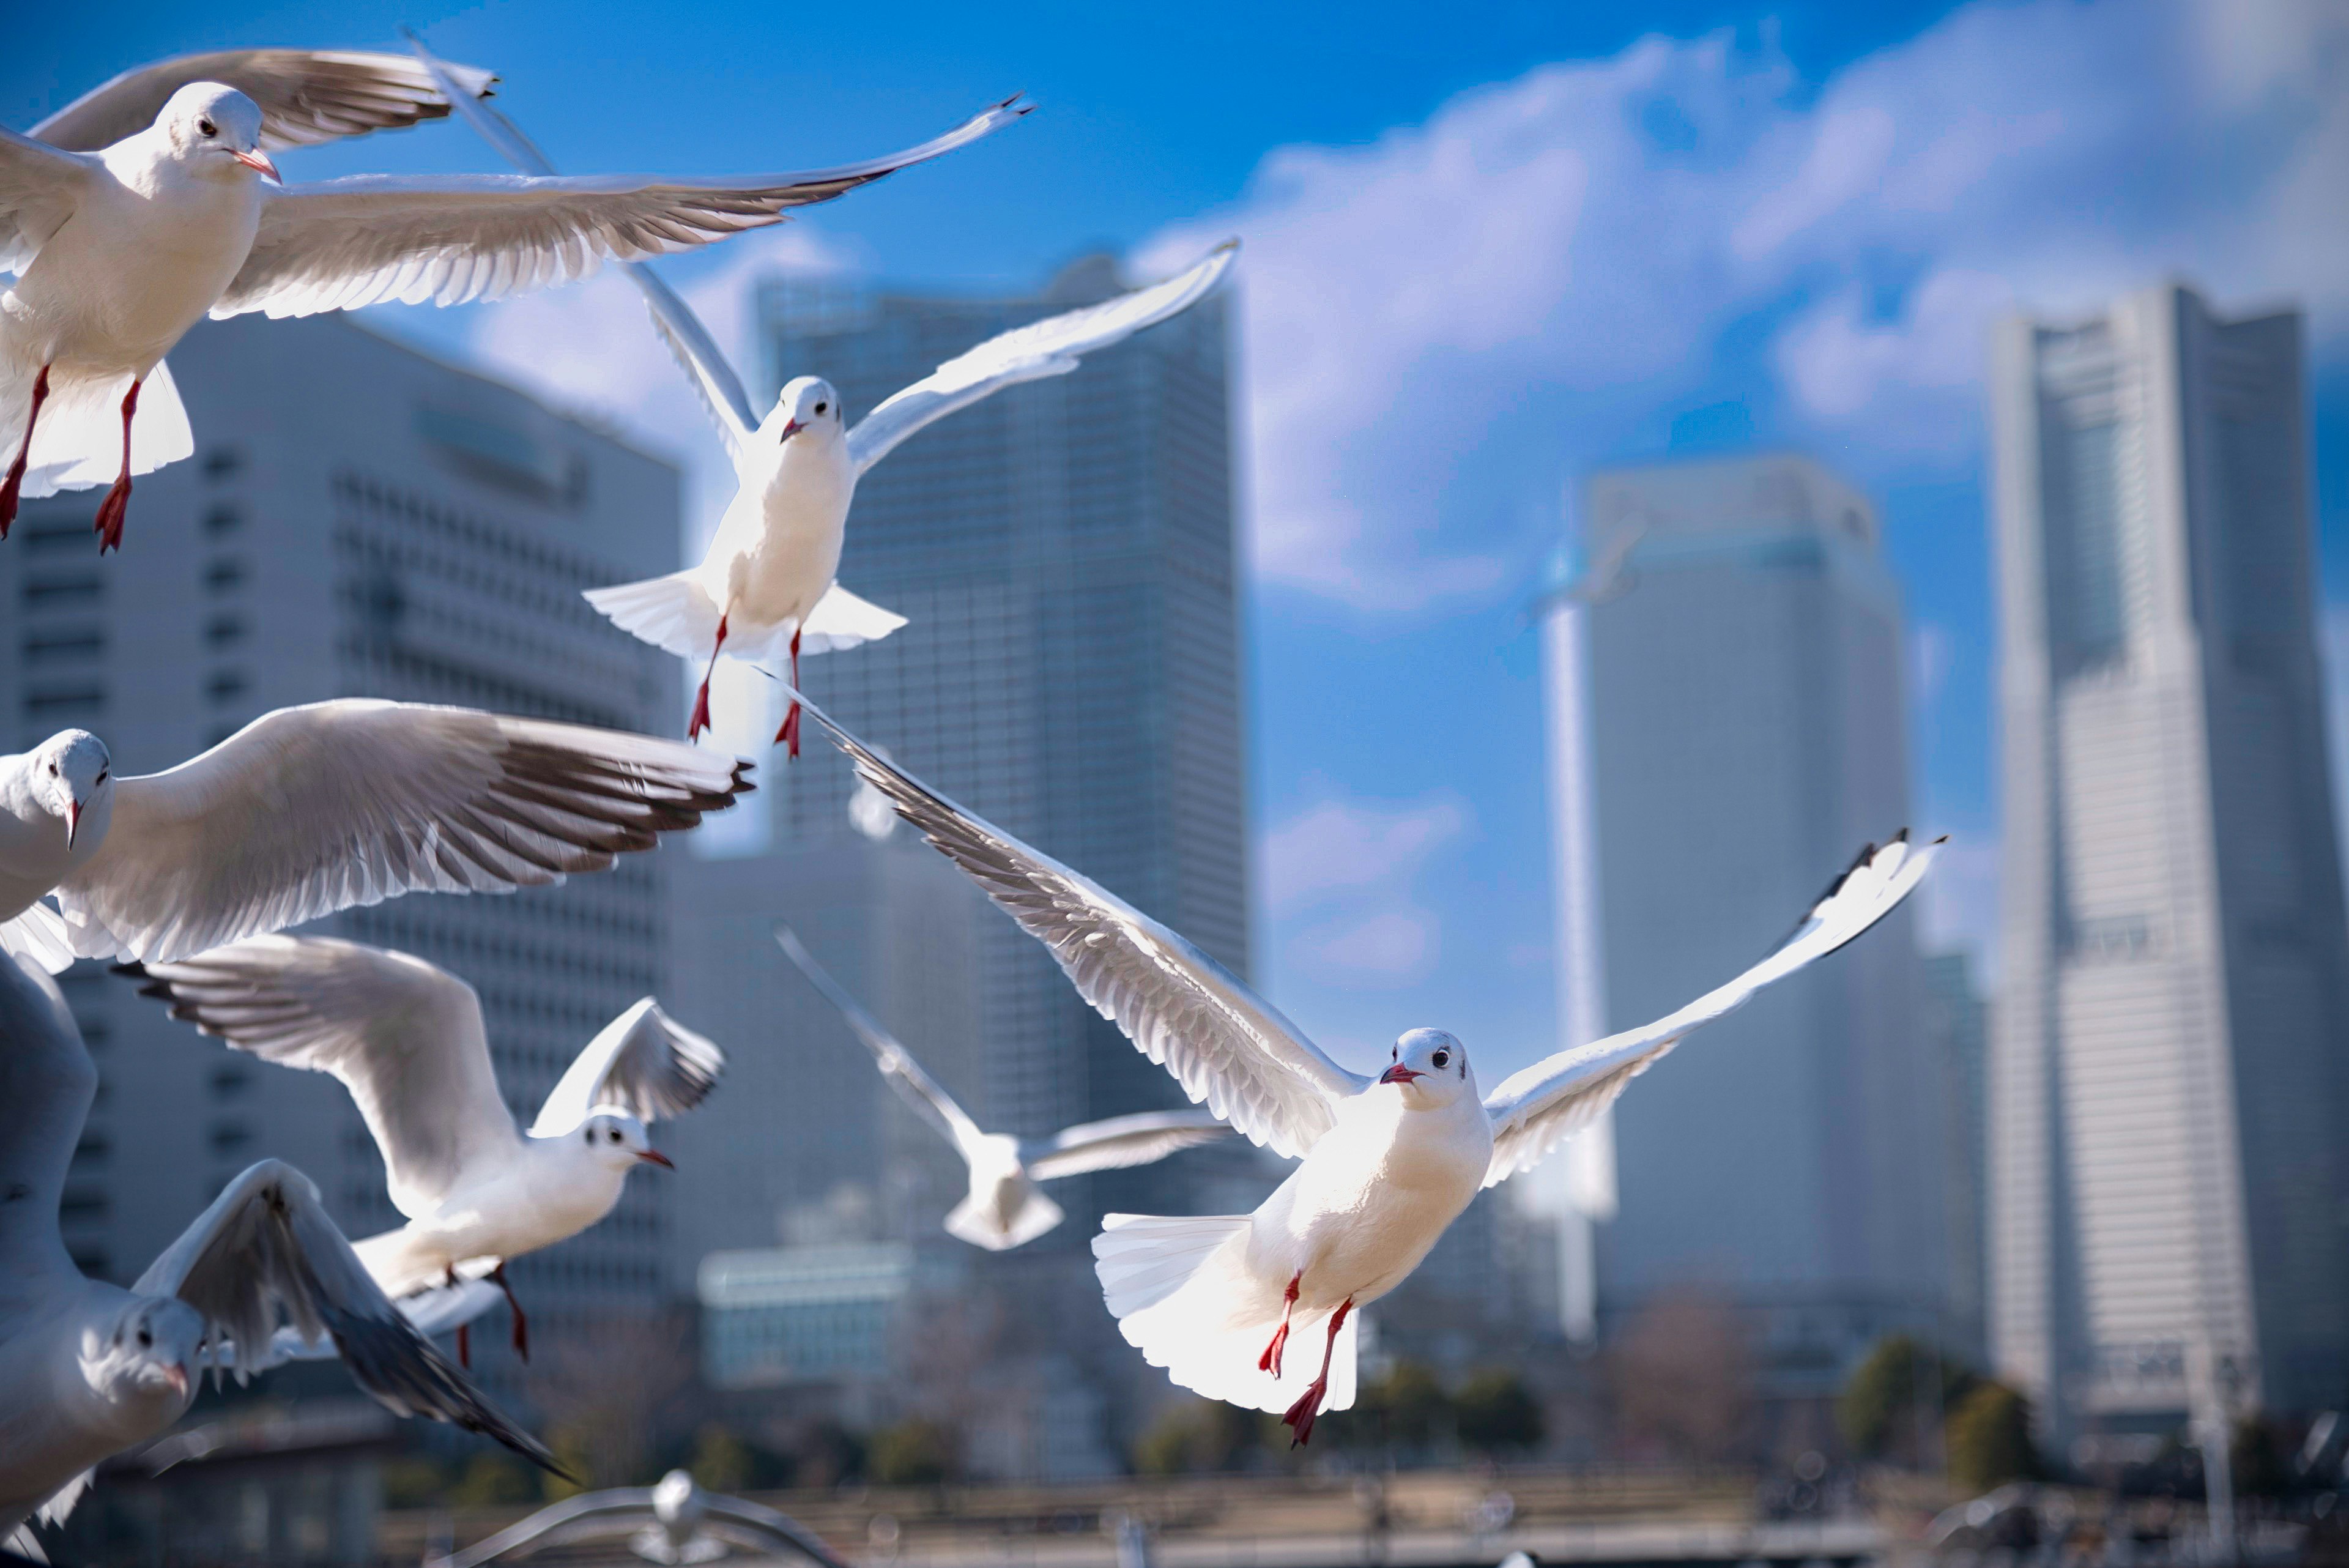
left=1988, top=283, right=2349, bottom=1436
left=1558, top=452, right=1944, bottom=1429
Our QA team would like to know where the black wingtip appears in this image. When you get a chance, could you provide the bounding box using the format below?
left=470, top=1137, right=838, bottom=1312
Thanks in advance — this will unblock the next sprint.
left=109, top=962, right=147, bottom=980
left=1892, top=827, right=1910, bottom=844
left=1932, top=833, right=1951, bottom=845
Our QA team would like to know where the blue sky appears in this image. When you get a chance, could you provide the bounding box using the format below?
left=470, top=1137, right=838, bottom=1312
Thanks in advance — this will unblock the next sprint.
left=9, top=0, right=2344, bottom=1082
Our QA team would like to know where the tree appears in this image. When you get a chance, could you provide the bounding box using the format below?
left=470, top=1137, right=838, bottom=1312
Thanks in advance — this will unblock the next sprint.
left=1840, top=1334, right=1973, bottom=1465
left=1134, top=1398, right=1266, bottom=1475
left=1945, top=1381, right=2037, bottom=1490
left=1349, top=1361, right=1452, bottom=1452
left=1458, top=1370, right=1546, bottom=1455
left=869, top=1419, right=956, bottom=1486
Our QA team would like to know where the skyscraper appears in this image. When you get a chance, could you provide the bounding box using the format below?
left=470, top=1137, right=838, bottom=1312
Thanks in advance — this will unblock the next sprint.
left=1565, top=452, right=1943, bottom=1429
left=752, top=252, right=1249, bottom=1225
left=1921, top=951, right=1990, bottom=1366
left=0, top=312, right=689, bottom=1404
left=1988, top=283, right=2349, bottom=1435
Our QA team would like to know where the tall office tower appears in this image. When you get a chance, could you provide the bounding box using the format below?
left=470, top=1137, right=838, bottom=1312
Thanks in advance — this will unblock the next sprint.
left=0, top=313, right=687, bottom=1405
left=1921, top=951, right=1990, bottom=1365
left=751, top=251, right=1249, bottom=1233
left=1567, top=453, right=1942, bottom=1436
left=1988, top=284, right=2349, bottom=1436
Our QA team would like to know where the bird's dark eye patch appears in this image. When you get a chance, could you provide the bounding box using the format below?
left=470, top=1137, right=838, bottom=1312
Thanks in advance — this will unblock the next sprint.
left=198, top=119, right=217, bottom=138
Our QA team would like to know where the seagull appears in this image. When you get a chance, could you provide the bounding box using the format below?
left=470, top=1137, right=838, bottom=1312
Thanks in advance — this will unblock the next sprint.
left=774, top=924, right=1238, bottom=1250
left=123, top=934, right=723, bottom=1366
left=407, top=35, right=1227, bottom=755
left=0, top=699, right=750, bottom=975
left=0, top=80, right=1026, bottom=551
left=783, top=690, right=1940, bottom=1444
left=0, top=951, right=556, bottom=1550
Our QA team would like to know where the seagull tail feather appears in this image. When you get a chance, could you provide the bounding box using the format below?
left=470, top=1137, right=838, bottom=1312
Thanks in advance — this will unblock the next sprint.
left=4, top=359, right=193, bottom=499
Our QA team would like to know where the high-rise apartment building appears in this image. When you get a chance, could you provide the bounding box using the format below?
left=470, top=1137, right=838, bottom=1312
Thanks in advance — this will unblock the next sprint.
left=751, top=252, right=1249, bottom=1230
left=1566, top=453, right=1943, bottom=1425
left=0, top=312, right=689, bottom=1405
left=1988, top=283, right=2349, bottom=1435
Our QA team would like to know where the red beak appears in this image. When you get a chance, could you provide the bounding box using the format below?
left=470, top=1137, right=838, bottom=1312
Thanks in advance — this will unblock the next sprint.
left=163, top=1363, right=190, bottom=1399
left=1379, top=1064, right=1423, bottom=1085
left=637, top=1148, right=675, bottom=1169
left=231, top=149, right=281, bottom=181
left=64, top=801, right=80, bottom=851
left=779, top=418, right=805, bottom=441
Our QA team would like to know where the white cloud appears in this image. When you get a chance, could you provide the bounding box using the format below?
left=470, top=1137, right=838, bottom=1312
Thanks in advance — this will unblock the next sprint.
left=1263, top=791, right=1472, bottom=987
left=1134, top=0, right=2346, bottom=612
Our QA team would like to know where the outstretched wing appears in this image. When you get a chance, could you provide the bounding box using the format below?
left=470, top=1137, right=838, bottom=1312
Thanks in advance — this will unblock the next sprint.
left=846, top=241, right=1237, bottom=476
left=0, top=952, right=94, bottom=1319
left=1480, top=833, right=1942, bottom=1187
left=1020, top=1109, right=1236, bottom=1183
left=125, top=936, right=518, bottom=1219
left=529, top=998, right=723, bottom=1137
left=57, top=700, right=747, bottom=964
left=217, top=97, right=1030, bottom=321
left=792, top=693, right=1365, bottom=1159
left=134, top=1159, right=558, bottom=1471
left=774, top=924, right=987, bottom=1159
left=404, top=36, right=761, bottom=455
left=28, top=48, right=499, bottom=154
left=0, top=127, right=97, bottom=273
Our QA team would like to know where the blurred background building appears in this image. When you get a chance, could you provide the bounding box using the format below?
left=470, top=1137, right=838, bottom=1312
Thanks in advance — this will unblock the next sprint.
left=1987, top=282, right=2349, bottom=1443
left=0, top=311, right=689, bottom=1412
left=1548, top=451, right=1947, bottom=1446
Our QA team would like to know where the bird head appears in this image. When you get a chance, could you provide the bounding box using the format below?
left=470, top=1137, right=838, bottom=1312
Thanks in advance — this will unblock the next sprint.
left=31, top=729, right=113, bottom=852
left=765, top=376, right=844, bottom=448
left=579, top=1109, right=672, bottom=1173
left=1378, top=1028, right=1474, bottom=1105
left=83, top=1297, right=202, bottom=1427
left=158, top=83, right=278, bottom=182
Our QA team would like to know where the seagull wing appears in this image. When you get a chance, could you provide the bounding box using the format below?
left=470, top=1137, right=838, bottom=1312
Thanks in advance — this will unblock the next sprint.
left=1481, top=833, right=1942, bottom=1187
left=796, top=696, right=1365, bottom=1159
left=0, top=953, right=94, bottom=1320
left=404, top=37, right=760, bottom=454
left=213, top=96, right=1030, bottom=321
left=125, top=935, right=518, bottom=1218
left=0, top=127, right=97, bottom=273
left=529, top=997, right=723, bottom=1137
left=53, top=699, right=748, bottom=964
left=133, top=1159, right=558, bottom=1471
left=773, top=924, right=989, bottom=1159
left=1020, top=1109, right=1236, bottom=1183
left=27, top=49, right=499, bottom=155
left=846, top=241, right=1237, bottom=477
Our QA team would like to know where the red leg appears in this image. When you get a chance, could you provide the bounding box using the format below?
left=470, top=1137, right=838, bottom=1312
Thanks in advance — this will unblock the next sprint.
left=91, top=378, right=139, bottom=554
left=1, top=364, right=51, bottom=539
left=774, top=628, right=803, bottom=757
left=1282, top=1297, right=1353, bottom=1447
left=688, top=614, right=729, bottom=740
left=447, top=1265, right=470, bottom=1369
left=1258, top=1273, right=1301, bottom=1378
left=490, top=1261, right=529, bottom=1363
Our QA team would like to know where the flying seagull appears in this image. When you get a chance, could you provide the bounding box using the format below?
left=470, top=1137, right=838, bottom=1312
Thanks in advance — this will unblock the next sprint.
left=774, top=924, right=1238, bottom=1250
left=125, top=935, right=722, bottom=1365
left=0, top=76, right=1025, bottom=551
left=784, top=688, right=1940, bottom=1444
left=407, top=36, right=1228, bottom=755
left=0, top=699, right=749, bottom=974
left=0, top=952, right=555, bottom=1551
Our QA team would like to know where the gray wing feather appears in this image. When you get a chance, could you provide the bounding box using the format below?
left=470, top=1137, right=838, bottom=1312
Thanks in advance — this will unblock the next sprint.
left=0, top=128, right=96, bottom=273
left=215, top=97, right=1030, bottom=321
left=56, top=700, right=748, bottom=964
left=846, top=242, right=1237, bottom=477
left=0, top=953, right=92, bottom=1313
left=28, top=49, right=499, bottom=154
left=773, top=925, right=987, bottom=1157
left=1481, top=833, right=1942, bottom=1186
left=133, top=1159, right=557, bottom=1471
left=529, top=998, right=723, bottom=1136
left=1020, top=1110, right=1236, bottom=1182
left=793, top=694, right=1364, bottom=1159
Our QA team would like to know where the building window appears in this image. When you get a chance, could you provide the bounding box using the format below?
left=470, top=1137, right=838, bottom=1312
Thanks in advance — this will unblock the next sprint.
left=207, top=671, right=248, bottom=704
left=209, top=1123, right=251, bottom=1157
left=203, top=447, right=244, bottom=479
left=22, top=688, right=104, bottom=719
left=203, top=505, right=242, bottom=536
left=205, top=614, right=247, bottom=649
left=22, top=630, right=102, bottom=665
left=204, top=559, right=246, bottom=593
left=23, top=576, right=100, bottom=608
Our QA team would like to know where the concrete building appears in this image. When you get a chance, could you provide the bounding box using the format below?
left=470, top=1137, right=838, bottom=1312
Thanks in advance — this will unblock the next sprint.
left=0, top=312, right=689, bottom=1408
left=1563, top=452, right=1943, bottom=1433
left=1987, top=283, right=2349, bottom=1436
left=1921, top=951, right=1990, bottom=1367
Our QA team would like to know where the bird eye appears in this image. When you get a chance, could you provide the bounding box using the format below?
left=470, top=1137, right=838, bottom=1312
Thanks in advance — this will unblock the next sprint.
left=814, top=401, right=828, bottom=415
left=198, top=119, right=217, bottom=138
left=48, top=763, right=58, bottom=776
left=95, top=770, right=108, bottom=786
left=1433, top=1050, right=1451, bottom=1069
left=138, top=1327, right=152, bottom=1348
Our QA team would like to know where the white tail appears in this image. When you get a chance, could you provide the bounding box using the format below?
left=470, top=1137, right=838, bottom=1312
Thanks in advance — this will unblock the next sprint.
left=4, top=360, right=193, bottom=499
left=800, top=583, right=908, bottom=653
left=944, top=1177, right=1064, bottom=1251
left=1092, top=1213, right=1359, bottom=1416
